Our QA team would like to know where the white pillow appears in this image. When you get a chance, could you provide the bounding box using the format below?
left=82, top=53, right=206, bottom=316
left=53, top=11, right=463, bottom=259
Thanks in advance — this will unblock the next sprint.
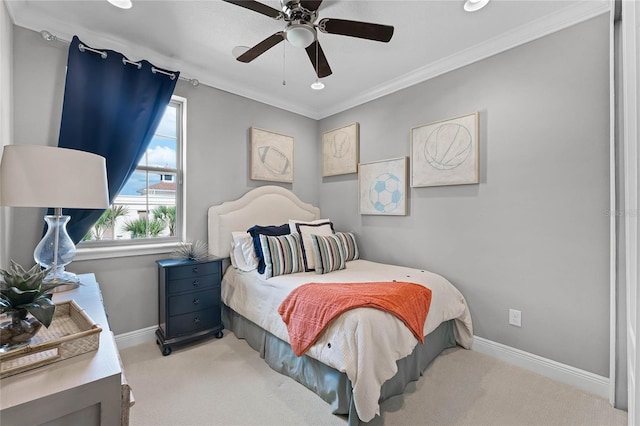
left=230, top=231, right=258, bottom=272
left=229, top=241, right=238, bottom=268
left=288, top=218, right=332, bottom=234
left=288, top=219, right=334, bottom=271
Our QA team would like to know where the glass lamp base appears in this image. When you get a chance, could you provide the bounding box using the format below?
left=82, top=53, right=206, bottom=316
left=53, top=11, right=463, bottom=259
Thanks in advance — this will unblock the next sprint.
left=45, top=268, right=80, bottom=284
left=34, top=214, right=78, bottom=289
left=45, top=266, right=81, bottom=292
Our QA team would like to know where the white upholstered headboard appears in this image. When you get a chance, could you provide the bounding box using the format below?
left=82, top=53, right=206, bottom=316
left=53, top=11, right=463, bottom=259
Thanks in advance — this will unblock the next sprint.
left=208, top=186, right=320, bottom=258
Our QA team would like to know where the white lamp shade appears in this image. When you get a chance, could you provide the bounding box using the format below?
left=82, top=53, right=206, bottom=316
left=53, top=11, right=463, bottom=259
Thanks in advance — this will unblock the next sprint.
left=0, top=145, right=109, bottom=209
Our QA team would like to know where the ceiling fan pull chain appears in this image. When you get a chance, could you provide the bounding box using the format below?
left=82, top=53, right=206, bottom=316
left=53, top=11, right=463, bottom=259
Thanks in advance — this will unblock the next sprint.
left=282, top=42, right=286, bottom=86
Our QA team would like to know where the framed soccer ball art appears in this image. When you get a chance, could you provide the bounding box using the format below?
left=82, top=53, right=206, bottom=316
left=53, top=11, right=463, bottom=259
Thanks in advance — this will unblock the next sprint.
left=358, top=157, right=407, bottom=216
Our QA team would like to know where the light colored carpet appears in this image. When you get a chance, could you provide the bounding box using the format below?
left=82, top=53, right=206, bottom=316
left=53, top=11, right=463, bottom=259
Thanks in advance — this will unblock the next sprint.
left=119, top=331, right=627, bottom=426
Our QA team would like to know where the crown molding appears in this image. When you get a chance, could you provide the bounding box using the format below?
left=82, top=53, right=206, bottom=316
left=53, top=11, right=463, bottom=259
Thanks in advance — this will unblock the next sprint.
left=315, top=0, right=611, bottom=119
left=6, top=0, right=610, bottom=121
left=178, top=63, right=321, bottom=119
left=5, top=0, right=321, bottom=119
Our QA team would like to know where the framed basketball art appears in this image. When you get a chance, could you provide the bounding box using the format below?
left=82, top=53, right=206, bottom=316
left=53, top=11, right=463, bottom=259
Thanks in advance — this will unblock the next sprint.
left=410, top=112, right=479, bottom=187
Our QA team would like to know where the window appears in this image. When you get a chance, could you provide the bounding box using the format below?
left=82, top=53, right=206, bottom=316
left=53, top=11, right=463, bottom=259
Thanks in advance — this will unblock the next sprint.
left=80, top=96, right=185, bottom=247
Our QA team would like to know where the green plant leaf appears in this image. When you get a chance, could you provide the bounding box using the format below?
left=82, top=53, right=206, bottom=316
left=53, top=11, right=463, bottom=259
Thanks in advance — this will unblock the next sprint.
left=20, top=297, right=56, bottom=328
left=6, top=287, right=40, bottom=307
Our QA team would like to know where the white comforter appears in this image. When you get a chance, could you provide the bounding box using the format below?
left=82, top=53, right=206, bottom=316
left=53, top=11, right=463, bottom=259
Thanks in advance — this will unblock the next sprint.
left=221, top=259, right=473, bottom=422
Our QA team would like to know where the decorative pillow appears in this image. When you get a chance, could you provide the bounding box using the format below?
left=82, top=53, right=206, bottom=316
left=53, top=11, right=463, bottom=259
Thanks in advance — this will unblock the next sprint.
left=259, top=233, right=305, bottom=279
left=229, top=242, right=239, bottom=269
left=247, top=224, right=290, bottom=274
left=335, top=232, right=359, bottom=261
left=288, top=218, right=332, bottom=234
left=289, top=219, right=334, bottom=272
left=229, top=231, right=258, bottom=272
left=311, top=234, right=347, bottom=274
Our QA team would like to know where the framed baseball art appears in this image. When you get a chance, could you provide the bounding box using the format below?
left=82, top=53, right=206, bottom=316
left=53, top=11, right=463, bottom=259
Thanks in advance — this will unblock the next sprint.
left=322, top=122, right=359, bottom=177
left=410, top=112, right=479, bottom=187
left=250, top=127, right=294, bottom=183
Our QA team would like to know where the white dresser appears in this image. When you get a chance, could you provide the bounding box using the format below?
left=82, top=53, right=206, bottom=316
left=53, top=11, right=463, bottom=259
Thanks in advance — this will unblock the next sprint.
left=0, top=274, right=122, bottom=425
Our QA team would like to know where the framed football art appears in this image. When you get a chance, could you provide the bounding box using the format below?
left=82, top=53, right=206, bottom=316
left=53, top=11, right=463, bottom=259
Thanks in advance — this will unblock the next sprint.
left=358, top=157, right=408, bottom=216
left=250, top=127, right=294, bottom=183
left=411, top=112, right=479, bottom=187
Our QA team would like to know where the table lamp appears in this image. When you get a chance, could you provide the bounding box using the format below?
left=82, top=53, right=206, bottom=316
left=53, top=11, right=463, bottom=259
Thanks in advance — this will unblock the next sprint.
left=0, top=145, right=109, bottom=284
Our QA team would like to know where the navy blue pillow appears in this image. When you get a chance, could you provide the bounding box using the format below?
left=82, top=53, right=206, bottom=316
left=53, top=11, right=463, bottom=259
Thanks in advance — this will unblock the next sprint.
left=247, top=224, right=291, bottom=274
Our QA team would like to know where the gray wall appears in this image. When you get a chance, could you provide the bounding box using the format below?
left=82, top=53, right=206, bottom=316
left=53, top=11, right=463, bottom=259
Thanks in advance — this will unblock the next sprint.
left=0, top=0, right=13, bottom=270
left=8, top=15, right=613, bottom=382
left=319, top=15, right=611, bottom=377
left=614, top=13, right=628, bottom=409
left=9, top=26, right=318, bottom=335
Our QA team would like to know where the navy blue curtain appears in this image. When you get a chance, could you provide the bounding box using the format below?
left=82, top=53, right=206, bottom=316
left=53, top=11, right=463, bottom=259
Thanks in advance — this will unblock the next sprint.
left=57, top=36, right=179, bottom=243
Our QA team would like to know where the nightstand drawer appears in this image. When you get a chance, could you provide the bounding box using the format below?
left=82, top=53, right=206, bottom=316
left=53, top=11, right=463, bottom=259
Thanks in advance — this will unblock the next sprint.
left=168, top=289, right=219, bottom=316
left=168, top=275, right=218, bottom=294
left=168, top=310, right=216, bottom=336
left=167, top=262, right=220, bottom=280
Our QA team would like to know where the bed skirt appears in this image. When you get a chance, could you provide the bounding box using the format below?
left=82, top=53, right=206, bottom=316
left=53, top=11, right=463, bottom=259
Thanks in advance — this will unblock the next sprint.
left=222, top=304, right=456, bottom=425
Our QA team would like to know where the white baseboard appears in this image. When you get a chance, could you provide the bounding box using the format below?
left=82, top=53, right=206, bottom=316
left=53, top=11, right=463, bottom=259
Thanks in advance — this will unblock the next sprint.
left=113, top=327, right=609, bottom=400
left=472, top=336, right=609, bottom=400
left=114, top=325, right=157, bottom=350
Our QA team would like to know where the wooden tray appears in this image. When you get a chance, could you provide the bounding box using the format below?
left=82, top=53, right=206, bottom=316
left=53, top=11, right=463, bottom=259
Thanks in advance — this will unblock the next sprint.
left=0, top=300, right=102, bottom=379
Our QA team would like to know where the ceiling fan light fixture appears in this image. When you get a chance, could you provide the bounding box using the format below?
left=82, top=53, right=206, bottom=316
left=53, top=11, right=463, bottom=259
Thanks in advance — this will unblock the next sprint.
left=464, top=0, right=489, bottom=12
left=285, top=24, right=316, bottom=48
left=107, top=0, right=132, bottom=9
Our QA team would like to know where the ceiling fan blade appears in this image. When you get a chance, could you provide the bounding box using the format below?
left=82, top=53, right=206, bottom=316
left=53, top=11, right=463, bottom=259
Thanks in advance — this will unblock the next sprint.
left=305, top=41, right=332, bottom=78
left=237, top=32, right=285, bottom=63
left=300, top=0, right=323, bottom=11
left=222, top=0, right=282, bottom=19
left=318, top=18, right=394, bottom=42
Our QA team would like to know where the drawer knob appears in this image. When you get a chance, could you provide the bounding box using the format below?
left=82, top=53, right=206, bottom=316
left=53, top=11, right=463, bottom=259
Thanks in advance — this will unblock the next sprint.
left=193, top=298, right=200, bottom=305
left=193, top=280, right=199, bottom=287
left=192, top=267, right=199, bottom=274
left=193, top=317, right=200, bottom=324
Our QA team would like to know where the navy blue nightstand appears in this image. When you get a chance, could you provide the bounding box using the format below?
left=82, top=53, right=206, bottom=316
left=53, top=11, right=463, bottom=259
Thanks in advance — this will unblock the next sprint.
left=155, top=257, right=224, bottom=356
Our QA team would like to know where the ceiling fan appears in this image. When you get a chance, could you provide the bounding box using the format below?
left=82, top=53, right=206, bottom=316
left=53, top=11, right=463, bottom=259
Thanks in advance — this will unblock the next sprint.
left=222, top=0, right=394, bottom=78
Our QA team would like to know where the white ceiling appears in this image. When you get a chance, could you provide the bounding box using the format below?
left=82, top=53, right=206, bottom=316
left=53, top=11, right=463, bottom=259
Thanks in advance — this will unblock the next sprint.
left=6, top=0, right=609, bottom=119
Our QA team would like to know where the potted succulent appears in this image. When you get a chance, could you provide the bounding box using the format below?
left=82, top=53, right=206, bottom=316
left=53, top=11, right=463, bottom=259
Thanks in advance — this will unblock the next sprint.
left=0, top=261, right=67, bottom=347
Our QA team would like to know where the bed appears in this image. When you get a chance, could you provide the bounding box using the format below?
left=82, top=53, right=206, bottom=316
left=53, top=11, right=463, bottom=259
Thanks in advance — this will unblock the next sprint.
left=208, top=186, right=473, bottom=424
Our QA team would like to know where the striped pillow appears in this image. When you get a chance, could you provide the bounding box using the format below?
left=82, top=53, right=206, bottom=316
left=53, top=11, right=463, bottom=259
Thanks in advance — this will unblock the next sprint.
left=259, top=233, right=305, bottom=279
left=311, top=234, right=347, bottom=274
left=335, top=232, right=359, bottom=261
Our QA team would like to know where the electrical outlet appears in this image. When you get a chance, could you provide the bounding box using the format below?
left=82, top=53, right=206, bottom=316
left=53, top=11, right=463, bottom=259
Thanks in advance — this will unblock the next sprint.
left=509, top=309, right=522, bottom=327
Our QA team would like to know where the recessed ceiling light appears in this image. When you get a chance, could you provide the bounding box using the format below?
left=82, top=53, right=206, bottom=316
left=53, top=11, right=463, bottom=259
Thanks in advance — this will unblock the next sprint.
left=107, top=0, right=132, bottom=9
left=464, top=0, right=489, bottom=12
left=311, top=80, right=325, bottom=90
left=232, top=46, right=250, bottom=58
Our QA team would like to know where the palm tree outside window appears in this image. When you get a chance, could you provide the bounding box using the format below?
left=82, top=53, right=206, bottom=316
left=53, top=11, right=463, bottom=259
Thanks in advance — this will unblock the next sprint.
left=81, top=97, right=184, bottom=244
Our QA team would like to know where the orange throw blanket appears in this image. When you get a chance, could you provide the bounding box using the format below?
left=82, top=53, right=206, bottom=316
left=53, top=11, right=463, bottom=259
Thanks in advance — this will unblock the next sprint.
left=278, top=282, right=433, bottom=356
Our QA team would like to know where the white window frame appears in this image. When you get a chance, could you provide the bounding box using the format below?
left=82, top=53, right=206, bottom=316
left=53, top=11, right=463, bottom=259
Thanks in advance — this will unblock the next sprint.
left=75, top=95, right=187, bottom=260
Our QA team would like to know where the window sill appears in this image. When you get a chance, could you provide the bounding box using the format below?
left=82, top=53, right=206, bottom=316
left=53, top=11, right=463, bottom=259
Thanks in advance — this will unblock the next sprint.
left=74, top=241, right=181, bottom=261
